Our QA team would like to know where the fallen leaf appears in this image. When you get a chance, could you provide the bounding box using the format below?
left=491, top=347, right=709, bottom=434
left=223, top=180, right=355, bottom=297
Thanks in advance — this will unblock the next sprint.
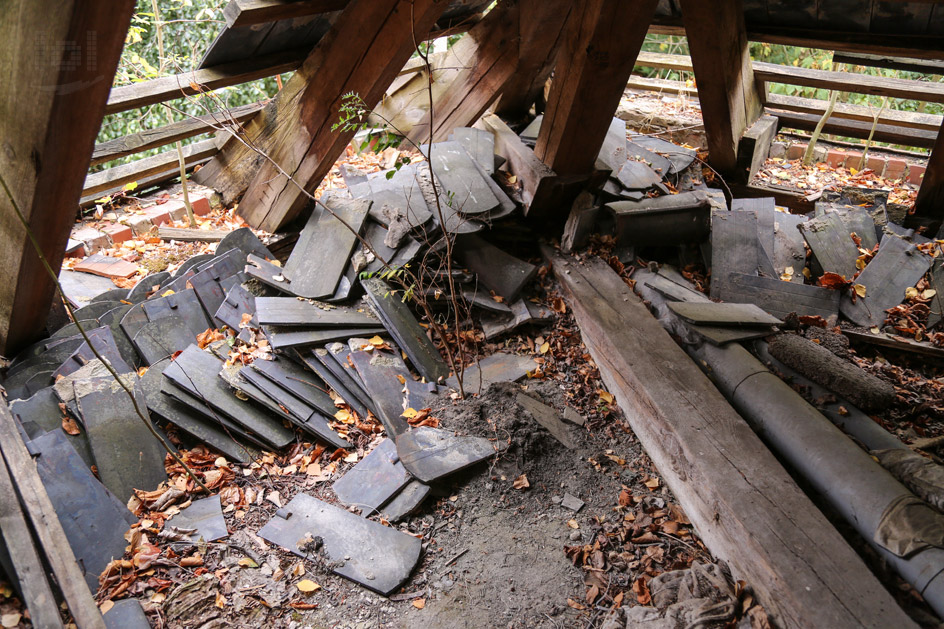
left=597, top=389, right=614, bottom=405
left=643, top=477, right=660, bottom=490
left=566, top=599, right=586, bottom=610
left=586, top=584, right=599, bottom=605
left=854, top=284, right=867, bottom=298
left=539, top=342, right=550, bottom=354
left=99, top=601, right=114, bottom=615
left=512, top=474, right=530, bottom=490
left=180, top=554, right=204, bottom=567
left=401, top=407, right=418, bottom=419
left=297, top=579, right=321, bottom=593
left=238, top=558, right=258, bottom=568
left=906, top=286, right=919, bottom=299
left=62, top=415, right=81, bottom=436
left=369, top=335, right=385, bottom=347
left=633, top=576, right=651, bottom=605
left=923, top=289, right=937, bottom=300
left=567, top=519, right=579, bottom=529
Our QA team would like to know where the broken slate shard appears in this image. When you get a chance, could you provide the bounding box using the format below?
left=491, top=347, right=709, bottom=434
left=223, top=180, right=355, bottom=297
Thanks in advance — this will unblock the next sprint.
left=348, top=349, right=411, bottom=438
left=561, top=493, right=585, bottom=513
left=453, top=234, right=538, bottom=303
left=516, top=393, right=577, bottom=449
left=798, top=212, right=860, bottom=279
left=132, top=316, right=196, bottom=365
left=425, top=141, right=500, bottom=215
left=103, top=599, right=150, bottom=629
left=166, top=495, right=228, bottom=543
left=381, top=479, right=431, bottom=523
left=254, top=298, right=378, bottom=328
left=215, top=227, right=273, bottom=260
left=332, top=438, right=411, bottom=516
left=257, top=493, right=422, bottom=596
left=31, top=428, right=136, bottom=591
left=58, top=270, right=119, bottom=307
left=447, top=352, right=534, bottom=392
left=362, top=278, right=449, bottom=382
left=75, top=376, right=167, bottom=502
left=396, top=426, right=500, bottom=483
left=667, top=302, right=782, bottom=328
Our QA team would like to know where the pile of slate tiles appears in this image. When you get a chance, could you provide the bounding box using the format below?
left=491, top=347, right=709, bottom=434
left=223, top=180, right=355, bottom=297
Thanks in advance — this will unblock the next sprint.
left=1, top=125, right=561, bottom=602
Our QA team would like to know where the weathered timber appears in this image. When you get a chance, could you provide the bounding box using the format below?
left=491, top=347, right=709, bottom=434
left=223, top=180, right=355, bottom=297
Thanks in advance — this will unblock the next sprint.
left=535, top=0, right=658, bottom=183
left=158, top=228, right=230, bottom=242
left=0, top=0, right=134, bottom=356
left=546, top=250, right=917, bottom=629
left=92, top=103, right=263, bottom=167
left=79, top=155, right=215, bottom=208
left=764, top=93, right=942, bottom=133
left=913, top=119, right=944, bottom=234
left=283, top=198, right=370, bottom=299
left=561, top=192, right=600, bottom=253
left=83, top=139, right=220, bottom=200
left=736, top=115, right=779, bottom=183
left=770, top=109, right=939, bottom=149
left=679, top=0, right=761, bottom=176
left=832, top=51, right=944, bottom=75
left=105, top=50, right=305, bottom=114
left=0, top=398, right=106, bottom=628
left=194, top=0, right=449, bottom=232
left=474, top=113, right=558, bottom=215
left=408, top=0, right=573, bottom=144
left=224, top=0, right=349, bottom=28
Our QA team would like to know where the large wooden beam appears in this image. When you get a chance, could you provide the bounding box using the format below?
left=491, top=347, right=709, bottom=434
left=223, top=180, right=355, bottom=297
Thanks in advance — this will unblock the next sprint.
left=912, top=121, right=944, bottom=235
left=193, top=0, right=448, bottom=232
left=0, top=0, right=134, bottom=355
left=546, top=250, right=917, bottom=629
left=407, top=0, right=573, bottom=144
left=534, top=0, right=658, bottom=181
left=679, top=0, right=761, bottom=177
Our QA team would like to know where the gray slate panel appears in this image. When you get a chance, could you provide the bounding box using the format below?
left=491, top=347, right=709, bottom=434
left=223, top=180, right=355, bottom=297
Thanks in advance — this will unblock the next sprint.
left=348, top=349, right=412, bottom=438
left=668, top=302, right=782, bottom=327
left=396, top=426, right=499, bottom=483
left=799, top=211, right=860, bottom=279
left=453, top=234, right=537, bottom=302
left=332, top=438, right=411, bottom=516
left=723, top=273, right=840, bottom=320
left=255, top=298, right=378, bottom=327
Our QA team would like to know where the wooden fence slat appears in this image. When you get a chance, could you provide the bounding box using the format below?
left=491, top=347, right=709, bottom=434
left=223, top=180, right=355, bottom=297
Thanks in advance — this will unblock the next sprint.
left=223, top=0, right=349, bottom=28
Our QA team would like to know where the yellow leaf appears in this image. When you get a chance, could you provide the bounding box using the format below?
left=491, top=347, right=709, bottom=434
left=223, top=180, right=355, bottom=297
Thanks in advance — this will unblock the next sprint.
left=161, top=289, right=175, bottom=297
left=802, top=267, right=812, bottom=279
left=297, top=579, right=321, bottom=593
left=856, top=258, right=867, bottom=270
left=99, top=600, right=114, bottom=615
left=567, top=519, right=580, bottom=529
left=849, top=167, right=858, bottom=176
left=598, top=389, right=614, bottom=405
left=923, top=289, right=937, bottom=299
left=413, top=598, right=426, bottom=609
left=238, top=557, right=258, bottom=568
left=123, top=181, right=139, bottom=192
left=343, top=452, right=358, bottom=463
left=150, top=592, right=166, bottom=603
left=369, top=335, right=385, bottom=346
left=905, top=287, right=919, bottom=299
left=334, top=409, right=353, bottom=423
left=854, top=284, right=867, bottom=298
left=870, top=326, right=881, bottom=334
left=401, top=407, right=418, bottom=418
left=539, top=342, right=550, bottom=354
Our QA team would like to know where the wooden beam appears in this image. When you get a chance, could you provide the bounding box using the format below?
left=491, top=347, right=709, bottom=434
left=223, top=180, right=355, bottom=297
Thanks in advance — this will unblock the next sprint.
left=0, top=400, right=105, bottom=628
left=194, top=0, right=449, bottom=232
left=625, top=75, right=699, bottom=98
left=545, top=251, right=918, bottom=629
left=912, top=120, right=944, bottom=235
left=679, top=0, right=761, bottom=175
left=764, top=93, right=943, bottom=133
left=80, top=157, right=214, bottom=207
left=769, top=109, right=940, bottom=149
left=158, top=227, right=229, bottom=242
left=83, top=139, right=220, bottom=200
left=223, top=0, right=349, bottom=28
left=105, top=49, right=305, bottom=115
left=407, top=0, right=574, bottom=145
left=91, top=102, right=263, bottom=167
left=832, top=51, right=944, bottom=75
left=535, top=0, right=659, bottom=181
left=754, top=61, right=944, bottom=105
left=0, top=0, right=135, bottom=355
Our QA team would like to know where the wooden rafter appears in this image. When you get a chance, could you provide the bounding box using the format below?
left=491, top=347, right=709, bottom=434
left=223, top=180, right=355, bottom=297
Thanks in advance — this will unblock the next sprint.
left=0, top=0, right=135, bottom=355
left=193, top=0, right=449, bottom=232
left=912, top=121, right=944, bottom=235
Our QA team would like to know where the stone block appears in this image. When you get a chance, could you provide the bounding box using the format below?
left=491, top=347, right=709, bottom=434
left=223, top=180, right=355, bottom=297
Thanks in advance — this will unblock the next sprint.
left=768, top=142, right=786, bottom=159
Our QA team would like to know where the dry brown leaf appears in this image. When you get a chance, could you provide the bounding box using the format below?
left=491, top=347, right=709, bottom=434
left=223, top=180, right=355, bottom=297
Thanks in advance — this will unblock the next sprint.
left=512, top=474, right=530, bottom=490
left=62, top=415, right=81, bottom=436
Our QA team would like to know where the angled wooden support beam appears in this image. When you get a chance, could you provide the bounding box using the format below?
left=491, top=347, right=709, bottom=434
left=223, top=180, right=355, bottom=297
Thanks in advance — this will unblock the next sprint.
left=407, top=0, right=573, bottom=145
left=910, top=120, right=944, bottom=236
left=0, top=0, right=135, bottom=355
left=679, top=0, right=761, bottom=177
left=193, top=0, right=448, bottom=232
left=534, top=0, right=659, bottom=182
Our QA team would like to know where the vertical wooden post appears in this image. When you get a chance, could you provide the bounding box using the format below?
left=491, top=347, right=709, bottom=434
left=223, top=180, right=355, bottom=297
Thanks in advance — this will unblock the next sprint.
left=533, top=0, right=659, bottom=181
left=911, top=121, right=944, bottom=236
left=0, top=0, right=135, bottom=355
left=194, top=0, right=448, bottom=233
left=679, top=0, right=762, bottom=176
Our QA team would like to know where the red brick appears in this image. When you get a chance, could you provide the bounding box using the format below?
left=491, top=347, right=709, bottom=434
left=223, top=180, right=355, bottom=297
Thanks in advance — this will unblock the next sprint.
left=101, top=222, right=132, bottom=244
left=826, top=150, right=846, bottom=168
left=143, top=206, right=171, bottom=226
left=866, top=156, right=886, bottom=175
left=884, top=158, right=908, bottom=180
left=843, top=152, right=863, bottom=170
left=190, top=194, right=212, bottom=216
left=908, top=163, right=926, bottom=186
left=786, top=143, right=807, bottom=160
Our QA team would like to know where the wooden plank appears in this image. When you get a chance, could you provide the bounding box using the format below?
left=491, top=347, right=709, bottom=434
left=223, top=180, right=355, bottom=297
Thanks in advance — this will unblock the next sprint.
left=832, top=51, right=944, bottom=74
left=80, top=156, right=213, bottom=208
left=283, top=197, right=370, bottom=299
left=158, top=227, right=230, bottom=242
left=105, top=50, right=305, bottom=115
left=736, top=115, right=779, bottom=183
left=0, top=0, right=134, bottom=356
left=754, top=60, right=944, bottom=104
left=83, top=139, right=219, bottom=200
left=223, top=0, right=349, bottom=28
left=679, top=0, right=762, bottom=175
left=913, top=118, right=944, bottom=233
left=474, top=113, right=558, bottom=215
left=769, top=109, right=939, bottom=149
left=407, top=0, right=573, bottom=144
left=0, top=433, right=64, bottom=628
left=92, top=103, right=262, bottom=167
left=546, top=251, right=911, bottom=629
left=764, top=93, right=943, bottom=133
left=535, top=0, right=659, bottom=181
left=625, top=75, right=699, bottom=98
left=0, top=400, right=106, bottom=628
left=194, top=0, right=449, bottom=232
